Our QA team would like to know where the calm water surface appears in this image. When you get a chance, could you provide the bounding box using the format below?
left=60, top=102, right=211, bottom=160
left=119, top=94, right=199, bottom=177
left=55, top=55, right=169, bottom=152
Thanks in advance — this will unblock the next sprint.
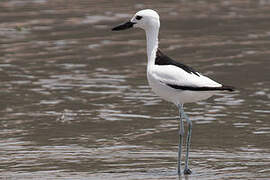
left=0, top=0, right=270, bottom=179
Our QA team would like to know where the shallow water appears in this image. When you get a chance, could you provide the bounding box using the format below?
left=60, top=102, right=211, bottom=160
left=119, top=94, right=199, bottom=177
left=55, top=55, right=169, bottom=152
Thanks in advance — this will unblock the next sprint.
left=0, top=0, right=270, bottom=179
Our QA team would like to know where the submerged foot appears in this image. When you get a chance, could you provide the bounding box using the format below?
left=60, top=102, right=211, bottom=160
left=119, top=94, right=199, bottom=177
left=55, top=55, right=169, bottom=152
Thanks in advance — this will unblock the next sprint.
left=184, top=168, right=192, bottom=175
left=177, top=168, right=181, bottom=175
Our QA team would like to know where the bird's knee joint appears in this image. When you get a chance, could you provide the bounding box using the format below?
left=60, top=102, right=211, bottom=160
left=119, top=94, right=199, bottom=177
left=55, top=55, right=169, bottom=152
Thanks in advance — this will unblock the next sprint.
left=187, top=120, right=192, bottom=127
left=179, top=132, right=184, bottom=136
left=179, top=129, right=184, bottom=136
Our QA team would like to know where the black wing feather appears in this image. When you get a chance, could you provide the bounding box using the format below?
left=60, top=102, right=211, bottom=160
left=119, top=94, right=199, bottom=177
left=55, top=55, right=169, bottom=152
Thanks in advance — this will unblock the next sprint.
left=166, top=84, right=235, bottom=91
left=155, top=49, right=200, bottom=76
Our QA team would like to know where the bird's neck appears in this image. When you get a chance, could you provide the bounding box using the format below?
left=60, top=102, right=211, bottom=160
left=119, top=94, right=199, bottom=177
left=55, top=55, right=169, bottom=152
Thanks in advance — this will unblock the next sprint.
left=145, top=27, right=159, bottom=68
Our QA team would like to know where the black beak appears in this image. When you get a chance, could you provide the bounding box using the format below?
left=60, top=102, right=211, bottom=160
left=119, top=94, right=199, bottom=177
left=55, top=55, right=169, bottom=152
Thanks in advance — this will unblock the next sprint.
left=112, top=21, right=135, bottom=31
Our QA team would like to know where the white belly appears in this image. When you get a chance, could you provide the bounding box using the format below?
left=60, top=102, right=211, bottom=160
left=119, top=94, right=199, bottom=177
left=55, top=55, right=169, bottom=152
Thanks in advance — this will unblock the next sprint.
left=147, top=72, right=215, bottom=105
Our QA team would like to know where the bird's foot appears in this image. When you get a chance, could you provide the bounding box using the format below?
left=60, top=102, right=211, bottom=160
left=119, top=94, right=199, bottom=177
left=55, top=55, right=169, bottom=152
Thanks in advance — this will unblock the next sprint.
left=177, top=168, right=181, bottom=175
left=184, top=168, right=192, bottom=175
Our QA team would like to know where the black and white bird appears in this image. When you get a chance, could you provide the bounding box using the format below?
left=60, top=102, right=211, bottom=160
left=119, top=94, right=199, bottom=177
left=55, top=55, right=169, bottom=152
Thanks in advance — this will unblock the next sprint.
left=112, top=9, right=234, bottom=175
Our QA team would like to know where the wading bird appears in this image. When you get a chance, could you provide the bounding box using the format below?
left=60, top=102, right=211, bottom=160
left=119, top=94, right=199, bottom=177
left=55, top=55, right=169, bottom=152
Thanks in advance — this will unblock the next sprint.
left=112, top=9, right=234, bottom=175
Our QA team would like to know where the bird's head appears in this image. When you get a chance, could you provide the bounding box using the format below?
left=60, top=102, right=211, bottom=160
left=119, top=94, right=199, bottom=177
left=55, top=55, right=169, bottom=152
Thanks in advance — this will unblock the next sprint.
left=112, top=9, right=160, bottom=32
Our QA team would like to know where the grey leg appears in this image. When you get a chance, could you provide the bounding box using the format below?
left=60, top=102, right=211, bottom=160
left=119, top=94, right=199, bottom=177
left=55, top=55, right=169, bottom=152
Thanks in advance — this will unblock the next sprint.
left=180, top=108, right=192, bottom=175
left=178, top=104, right=184, bottom=175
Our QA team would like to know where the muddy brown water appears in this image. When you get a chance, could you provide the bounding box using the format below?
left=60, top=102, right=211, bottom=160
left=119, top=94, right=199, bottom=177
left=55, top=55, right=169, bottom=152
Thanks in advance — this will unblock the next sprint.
left=0, top=0, right=270, bottom=179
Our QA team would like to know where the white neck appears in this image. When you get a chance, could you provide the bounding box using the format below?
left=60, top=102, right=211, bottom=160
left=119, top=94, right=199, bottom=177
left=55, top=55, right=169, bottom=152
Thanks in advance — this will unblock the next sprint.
left=145, top=27, right=159, bottom=68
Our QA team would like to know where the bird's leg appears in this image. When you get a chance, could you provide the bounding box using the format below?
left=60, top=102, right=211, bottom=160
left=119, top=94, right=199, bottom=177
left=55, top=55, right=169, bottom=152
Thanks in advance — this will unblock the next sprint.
left=178, top=104, right=184, bottom=175
left=180, top=108, right=192, bottom=175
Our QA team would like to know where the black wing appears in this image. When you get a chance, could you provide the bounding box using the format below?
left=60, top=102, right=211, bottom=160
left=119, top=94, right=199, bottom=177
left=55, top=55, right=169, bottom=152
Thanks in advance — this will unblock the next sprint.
left=155, top=49, right=235, bottom=92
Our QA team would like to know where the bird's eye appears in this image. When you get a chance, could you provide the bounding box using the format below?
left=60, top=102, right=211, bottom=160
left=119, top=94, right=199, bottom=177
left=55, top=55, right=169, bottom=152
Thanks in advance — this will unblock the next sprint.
left=135, top=15, right=142, bottom=20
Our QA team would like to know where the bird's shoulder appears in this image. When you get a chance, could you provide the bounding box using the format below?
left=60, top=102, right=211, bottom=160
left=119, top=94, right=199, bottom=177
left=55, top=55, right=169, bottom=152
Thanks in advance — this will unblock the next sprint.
left=155, top=49, right=200, bottom=76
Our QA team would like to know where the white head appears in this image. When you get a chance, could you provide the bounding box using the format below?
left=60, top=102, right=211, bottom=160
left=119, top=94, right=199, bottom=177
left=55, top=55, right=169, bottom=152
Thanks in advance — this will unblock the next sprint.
left=112, top=9, right=160, bottom=32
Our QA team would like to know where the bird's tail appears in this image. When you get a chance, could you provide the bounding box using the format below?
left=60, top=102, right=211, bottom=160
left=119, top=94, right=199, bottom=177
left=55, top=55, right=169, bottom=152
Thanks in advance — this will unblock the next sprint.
left=221, top=85, right=235, bottom=92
